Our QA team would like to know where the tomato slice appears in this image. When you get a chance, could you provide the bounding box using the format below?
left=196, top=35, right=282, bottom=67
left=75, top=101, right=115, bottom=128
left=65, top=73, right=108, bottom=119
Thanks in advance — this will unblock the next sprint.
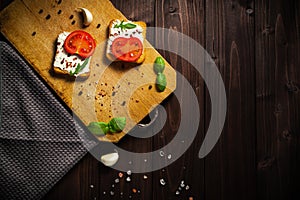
left=111, top=37, right=143, bottom=62
left=64, top=30, right=96, bottom=58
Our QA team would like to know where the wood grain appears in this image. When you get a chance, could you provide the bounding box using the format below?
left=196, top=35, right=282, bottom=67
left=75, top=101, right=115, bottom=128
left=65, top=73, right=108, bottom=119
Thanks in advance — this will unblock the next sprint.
left=153, top=0, right=206, bottom=199
left=204, top=0, right=256, bottom=199
left=256, top=0, right=300, bottom=199
left=1, top=0, right=299, bottom=199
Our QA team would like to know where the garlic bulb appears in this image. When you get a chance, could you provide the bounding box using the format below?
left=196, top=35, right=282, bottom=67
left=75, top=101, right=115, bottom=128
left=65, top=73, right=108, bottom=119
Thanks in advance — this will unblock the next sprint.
left=100, top=152, right=119, bottom=167
left=77, top=7, right=93, bottom=26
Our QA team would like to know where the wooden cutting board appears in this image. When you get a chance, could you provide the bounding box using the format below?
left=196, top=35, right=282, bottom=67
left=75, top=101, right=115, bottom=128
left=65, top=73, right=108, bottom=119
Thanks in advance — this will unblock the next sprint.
left=0, top=0, right=176, bottom=142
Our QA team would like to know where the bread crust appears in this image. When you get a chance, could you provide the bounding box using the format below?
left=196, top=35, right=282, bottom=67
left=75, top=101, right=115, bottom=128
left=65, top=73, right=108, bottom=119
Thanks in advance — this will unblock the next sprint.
left=106, top=19, right=146, bottom=64
left=53, top=66, right=90, bottom=78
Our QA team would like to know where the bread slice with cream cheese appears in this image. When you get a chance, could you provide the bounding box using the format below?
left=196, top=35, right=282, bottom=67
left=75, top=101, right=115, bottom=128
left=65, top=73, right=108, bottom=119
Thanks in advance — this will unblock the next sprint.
left=53, top=32, right=91, bottom=78
left=106, top=19, right=146, bottom=64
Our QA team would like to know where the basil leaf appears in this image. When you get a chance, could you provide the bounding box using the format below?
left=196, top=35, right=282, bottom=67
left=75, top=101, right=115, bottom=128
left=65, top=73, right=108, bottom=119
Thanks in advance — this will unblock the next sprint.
left=114, top=21, right=137, bottom=30
left=87, top=121, right=108, bottom=136
left=114, top=20, right=123, bottom=28
left=98, top=122, right=110, bottom=134
left=108, top=117, right=126, bottom=133
left=156, top=73, right=167, bottom=92
left=70, top=57, right=90, bottom=76
left=154, top=57, right=165, bottom=74
left=88, top=117, right=126, bottom=135
left=124, top=23, right=137, bottom=29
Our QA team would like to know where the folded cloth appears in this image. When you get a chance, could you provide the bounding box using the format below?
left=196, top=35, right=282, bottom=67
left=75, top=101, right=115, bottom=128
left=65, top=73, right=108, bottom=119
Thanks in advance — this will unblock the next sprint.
left=0, top=41, right=98, bottom=200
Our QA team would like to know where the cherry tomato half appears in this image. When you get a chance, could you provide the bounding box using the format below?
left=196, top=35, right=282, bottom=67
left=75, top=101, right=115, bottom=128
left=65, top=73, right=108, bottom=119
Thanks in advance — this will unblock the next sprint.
left=111, top=37, right=143, bottom=62
left=64, top=30, right=96, bottom=59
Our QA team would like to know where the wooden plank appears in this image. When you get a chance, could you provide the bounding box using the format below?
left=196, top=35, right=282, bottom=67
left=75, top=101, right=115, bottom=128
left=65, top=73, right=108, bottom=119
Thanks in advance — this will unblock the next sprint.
left=204, top=0, right=256, bottom=199
left=255, top=0, right=300, bottom=199
left=0, top=0, right=176, bottom=143
left=153, top=0, right=206, bottom=199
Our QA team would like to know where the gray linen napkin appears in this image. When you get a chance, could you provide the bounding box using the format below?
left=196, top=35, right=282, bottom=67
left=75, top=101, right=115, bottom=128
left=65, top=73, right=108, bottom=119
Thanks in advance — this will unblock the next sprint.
left=0, top=41, right=97, bottom=200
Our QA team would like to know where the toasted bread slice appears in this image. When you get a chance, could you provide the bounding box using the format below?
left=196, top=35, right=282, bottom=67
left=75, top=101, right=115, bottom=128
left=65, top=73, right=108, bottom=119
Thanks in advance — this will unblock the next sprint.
left=53, top=32, right=91, bottom=78
left=106, top=19, right=146, bottom=64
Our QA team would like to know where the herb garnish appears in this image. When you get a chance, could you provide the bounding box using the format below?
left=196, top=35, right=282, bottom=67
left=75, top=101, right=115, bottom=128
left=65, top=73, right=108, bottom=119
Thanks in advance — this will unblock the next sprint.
left=114, top=20, right=137, bottom=31
left=154, top=56, right=165, bottom=74
left=70, top=57, right=90, bottom=76
left=87, top=117, right=126, bottom=136
left=154, top=57, right=167, bottom=92
left=156, top=73, right=167, bottom=92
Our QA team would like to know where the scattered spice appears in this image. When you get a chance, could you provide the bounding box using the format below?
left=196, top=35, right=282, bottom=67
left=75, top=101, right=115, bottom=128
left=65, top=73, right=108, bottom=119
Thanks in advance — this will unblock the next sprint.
left=160, top=178, right=166, bottom=186
left=180, top=180, right=185, bottom=187
left=159, top=151, right=165, bottom=157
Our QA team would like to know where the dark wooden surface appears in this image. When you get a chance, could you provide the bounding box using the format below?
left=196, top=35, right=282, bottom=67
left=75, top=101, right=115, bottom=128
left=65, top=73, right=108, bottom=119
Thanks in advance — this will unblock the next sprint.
left=1, top=0, right=300, bottom=199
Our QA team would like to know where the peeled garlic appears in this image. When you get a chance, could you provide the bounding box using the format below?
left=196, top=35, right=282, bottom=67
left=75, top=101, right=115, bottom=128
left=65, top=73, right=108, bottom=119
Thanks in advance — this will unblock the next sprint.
left=100, top=152, right=119, bottom=167
left=77, top=7, right=93, bottom=26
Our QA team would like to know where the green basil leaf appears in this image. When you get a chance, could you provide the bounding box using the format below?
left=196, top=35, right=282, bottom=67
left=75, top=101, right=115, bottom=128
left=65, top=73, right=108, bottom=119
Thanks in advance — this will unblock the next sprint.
left=108, top=117, right=126, bottom=133
left=156, top=73, right=167, bottom=92
left=87, top=121, right=108, bottom=136
left=88, top=117, right=126, bottom=135
left=98, top=122, right=109, bottom=134
left=124, top=23, right=137, bottom=29
left=114, top=21, right=136, bottom=30
left=154, top=57, right=165, bottom=74
left=70, top=57, right=90, bottom=76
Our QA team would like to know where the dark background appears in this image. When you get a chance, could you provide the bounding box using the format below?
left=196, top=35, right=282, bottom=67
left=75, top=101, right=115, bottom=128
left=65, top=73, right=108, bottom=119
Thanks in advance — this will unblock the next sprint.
left=1, top=0, right=300, bottom=199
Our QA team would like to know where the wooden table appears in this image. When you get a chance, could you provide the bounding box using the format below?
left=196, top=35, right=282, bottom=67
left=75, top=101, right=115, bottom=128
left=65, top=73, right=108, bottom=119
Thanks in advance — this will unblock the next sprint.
left=1, top=0, right=299, bottom=199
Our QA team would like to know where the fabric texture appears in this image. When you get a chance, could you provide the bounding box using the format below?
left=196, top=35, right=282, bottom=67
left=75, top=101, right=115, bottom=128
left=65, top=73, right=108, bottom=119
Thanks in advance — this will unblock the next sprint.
left=0, top=41, right=97, bottom=200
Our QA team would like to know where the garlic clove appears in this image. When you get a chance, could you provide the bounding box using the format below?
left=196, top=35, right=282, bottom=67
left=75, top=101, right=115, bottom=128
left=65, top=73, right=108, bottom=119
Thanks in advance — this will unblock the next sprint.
left=100, top=152, right=119, bottom=167
left=77, top=7, right=93, bottom=26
